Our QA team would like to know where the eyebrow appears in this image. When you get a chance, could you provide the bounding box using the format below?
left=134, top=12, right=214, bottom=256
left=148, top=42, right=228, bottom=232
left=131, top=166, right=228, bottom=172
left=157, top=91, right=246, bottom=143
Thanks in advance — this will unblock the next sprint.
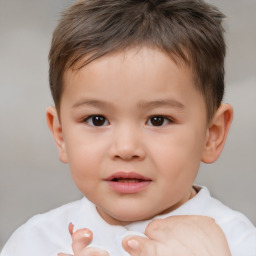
left=72, top=98, right=185, bottom=110
left=138, top=99, right=185, bottom=110
left=72, top=99, right=111, bottom=109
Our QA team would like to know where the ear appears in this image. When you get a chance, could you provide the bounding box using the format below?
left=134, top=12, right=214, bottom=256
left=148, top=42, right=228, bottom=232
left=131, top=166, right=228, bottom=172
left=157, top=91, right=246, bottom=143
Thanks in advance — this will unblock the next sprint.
left=46, top=106, right=68, bottom=163
left=201, top=104, right=233, bottom=164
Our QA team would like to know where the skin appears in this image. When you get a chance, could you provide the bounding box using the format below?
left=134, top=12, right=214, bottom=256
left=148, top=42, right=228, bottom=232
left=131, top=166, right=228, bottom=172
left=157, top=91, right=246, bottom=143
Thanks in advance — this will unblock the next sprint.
left=47, top=47, right=233, bottom=255
left=58, top=216, right=232, bottom=256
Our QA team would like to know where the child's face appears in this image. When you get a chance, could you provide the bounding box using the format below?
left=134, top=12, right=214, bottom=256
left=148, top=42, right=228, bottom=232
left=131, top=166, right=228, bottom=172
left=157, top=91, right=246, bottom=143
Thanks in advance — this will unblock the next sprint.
left=58, top=47, right=209, bottom=225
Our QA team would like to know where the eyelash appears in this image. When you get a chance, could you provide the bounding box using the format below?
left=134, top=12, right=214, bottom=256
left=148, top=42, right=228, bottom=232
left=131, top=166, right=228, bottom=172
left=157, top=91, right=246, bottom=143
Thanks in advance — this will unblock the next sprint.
left=82, top=115, right=174, bottom=127
left=83, top=115, right=110, bottom=127
left=146, top=116, right=174, bottom=127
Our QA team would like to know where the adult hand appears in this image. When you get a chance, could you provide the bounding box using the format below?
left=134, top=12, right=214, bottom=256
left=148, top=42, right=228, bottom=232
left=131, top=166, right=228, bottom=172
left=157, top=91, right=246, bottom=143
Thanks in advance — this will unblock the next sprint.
left=58, top=223, right=109, bottom=256
left=122, top=215, right=231, bottom=256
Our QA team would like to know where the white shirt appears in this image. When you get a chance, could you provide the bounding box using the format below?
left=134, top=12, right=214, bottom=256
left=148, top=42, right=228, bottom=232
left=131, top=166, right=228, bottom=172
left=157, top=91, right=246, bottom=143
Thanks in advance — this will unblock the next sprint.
left=1, top=186, right=256, bottom=256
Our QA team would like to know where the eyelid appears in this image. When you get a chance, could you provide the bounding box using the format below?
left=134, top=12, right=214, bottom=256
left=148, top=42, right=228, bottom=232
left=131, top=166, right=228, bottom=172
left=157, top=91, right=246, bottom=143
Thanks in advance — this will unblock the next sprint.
left=146, top=115, right=175, bottom=127
left=83, top=114, right=110, bottom=127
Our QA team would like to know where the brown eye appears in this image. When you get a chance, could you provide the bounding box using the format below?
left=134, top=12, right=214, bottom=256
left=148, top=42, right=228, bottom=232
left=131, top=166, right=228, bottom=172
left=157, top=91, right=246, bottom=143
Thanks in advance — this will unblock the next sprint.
left=147, top=116, right=170, bottom=126
left=85, top=115, right=109, bottom=126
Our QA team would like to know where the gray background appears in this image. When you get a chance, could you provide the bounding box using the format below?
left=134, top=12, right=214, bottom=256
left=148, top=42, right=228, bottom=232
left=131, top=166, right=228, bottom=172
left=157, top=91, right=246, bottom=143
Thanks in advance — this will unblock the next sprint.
left=0, top=0, right=255, bottom=250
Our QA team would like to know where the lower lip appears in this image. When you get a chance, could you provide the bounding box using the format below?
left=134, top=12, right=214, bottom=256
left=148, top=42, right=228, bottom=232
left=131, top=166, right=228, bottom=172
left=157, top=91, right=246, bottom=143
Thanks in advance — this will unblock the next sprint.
left=107, top=181, right=151, bottom=194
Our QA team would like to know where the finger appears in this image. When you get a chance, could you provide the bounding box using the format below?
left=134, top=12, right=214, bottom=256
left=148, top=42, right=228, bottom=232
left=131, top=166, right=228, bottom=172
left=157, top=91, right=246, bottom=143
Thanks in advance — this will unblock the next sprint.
left=57, top=253, right=73, bottom=256
left=122, top=236, right=162, bottom=256
left=72, top=228, right=93, bottom=254
left=69, top=222, right=74, bottom=236
left=145, top=218, right=172, bottom=243
left=145, top=216, right=231, bottom=256
left=145, top=216, right=207, bottom=243
left=80, top=247, right=110, bottom=256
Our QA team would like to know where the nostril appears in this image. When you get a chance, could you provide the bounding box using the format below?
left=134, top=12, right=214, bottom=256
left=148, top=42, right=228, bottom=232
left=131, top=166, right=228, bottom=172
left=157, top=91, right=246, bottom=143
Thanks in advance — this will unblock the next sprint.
left=109, top=138, right=146, bottom=161
left=114, top=153, right=141, bottom=161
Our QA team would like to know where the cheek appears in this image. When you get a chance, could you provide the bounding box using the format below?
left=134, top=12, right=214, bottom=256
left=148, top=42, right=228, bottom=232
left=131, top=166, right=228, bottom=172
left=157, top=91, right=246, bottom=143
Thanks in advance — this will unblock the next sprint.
left=150, top=129, right=204, bottom=176
left=64, top=133, right=106, bottom=179
left=67, top=143, right=101, bottom=196
left=65, top=127, right=108, bottom=158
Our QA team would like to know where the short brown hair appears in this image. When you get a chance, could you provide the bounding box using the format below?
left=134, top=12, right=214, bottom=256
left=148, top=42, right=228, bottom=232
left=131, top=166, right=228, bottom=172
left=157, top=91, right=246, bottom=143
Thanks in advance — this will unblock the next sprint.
left=49, top=0, right=226, bottom=120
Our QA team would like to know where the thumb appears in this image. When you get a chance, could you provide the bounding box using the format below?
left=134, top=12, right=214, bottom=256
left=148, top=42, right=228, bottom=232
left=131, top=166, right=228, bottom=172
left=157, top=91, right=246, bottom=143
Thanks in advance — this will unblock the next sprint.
left=71, top=228, right=93, bottom=254
left=122, top=236, right=158, bottom=256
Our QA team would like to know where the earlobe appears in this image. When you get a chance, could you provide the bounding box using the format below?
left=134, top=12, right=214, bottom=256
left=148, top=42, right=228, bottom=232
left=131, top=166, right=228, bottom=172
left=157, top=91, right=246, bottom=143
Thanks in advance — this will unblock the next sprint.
left=201, top=104, right=233, bottom=164
left=46, top=106, right=68, bottom=163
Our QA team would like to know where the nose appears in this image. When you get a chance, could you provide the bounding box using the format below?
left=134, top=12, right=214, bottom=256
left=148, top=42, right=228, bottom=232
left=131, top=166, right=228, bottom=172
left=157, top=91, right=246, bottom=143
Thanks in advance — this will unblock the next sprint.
left=109, top=125, right=146, bottom=161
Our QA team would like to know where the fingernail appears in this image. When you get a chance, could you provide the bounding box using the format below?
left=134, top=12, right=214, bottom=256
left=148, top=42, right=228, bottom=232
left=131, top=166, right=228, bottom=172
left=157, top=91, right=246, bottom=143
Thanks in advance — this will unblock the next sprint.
left=83, top=229, right=91, bottom=238
left=68, top=222, right=74, bottom=235
left=127, top=239, right=140, bottom=250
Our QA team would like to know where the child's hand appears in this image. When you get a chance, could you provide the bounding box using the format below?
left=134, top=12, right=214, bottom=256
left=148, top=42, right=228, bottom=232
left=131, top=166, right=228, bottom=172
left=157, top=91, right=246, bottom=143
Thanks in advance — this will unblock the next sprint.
left=122, top=215, right=232, bottom=256
left=58, top=223, right=109, bottom=256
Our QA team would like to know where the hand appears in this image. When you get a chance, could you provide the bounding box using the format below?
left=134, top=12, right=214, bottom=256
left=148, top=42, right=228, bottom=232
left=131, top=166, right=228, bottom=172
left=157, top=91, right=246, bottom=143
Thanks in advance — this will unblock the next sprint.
left=58, top=223, right=109, bottom=256
left=122, top=215, right=231, bottom=256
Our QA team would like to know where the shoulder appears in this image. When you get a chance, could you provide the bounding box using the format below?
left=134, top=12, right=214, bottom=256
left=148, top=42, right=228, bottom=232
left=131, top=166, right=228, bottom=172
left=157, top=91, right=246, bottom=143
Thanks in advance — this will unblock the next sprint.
left=196, top=186, right=254, bottom=228
left=1, top=198, right=84, bottom=256
left=196, top=186, right=256, bottom=256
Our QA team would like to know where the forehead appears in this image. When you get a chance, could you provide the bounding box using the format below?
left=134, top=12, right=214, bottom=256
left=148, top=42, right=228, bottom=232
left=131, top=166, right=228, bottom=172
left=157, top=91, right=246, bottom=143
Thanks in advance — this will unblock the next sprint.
left=61, top=47, right=205, bottom=114
left=64, top=47, right=191, bottom=88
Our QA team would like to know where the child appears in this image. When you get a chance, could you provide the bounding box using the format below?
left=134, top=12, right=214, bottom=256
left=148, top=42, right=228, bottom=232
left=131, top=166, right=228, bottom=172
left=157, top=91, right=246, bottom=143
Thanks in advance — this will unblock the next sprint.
left=1, top=0, right=256, bottom=255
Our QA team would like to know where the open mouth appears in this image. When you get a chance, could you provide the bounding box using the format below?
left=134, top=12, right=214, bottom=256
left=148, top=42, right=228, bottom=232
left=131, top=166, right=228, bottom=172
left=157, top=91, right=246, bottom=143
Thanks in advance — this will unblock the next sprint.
left=105, top=172, right=151, bottom=193
left=111, top=178, right=147, bottom=183
left=106, top=172, right=151, bottom=182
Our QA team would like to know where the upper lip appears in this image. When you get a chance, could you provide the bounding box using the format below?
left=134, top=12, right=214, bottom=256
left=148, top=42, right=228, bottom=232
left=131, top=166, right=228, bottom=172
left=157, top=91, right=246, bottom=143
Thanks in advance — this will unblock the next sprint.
left=105, top=172, right=152, bottom=181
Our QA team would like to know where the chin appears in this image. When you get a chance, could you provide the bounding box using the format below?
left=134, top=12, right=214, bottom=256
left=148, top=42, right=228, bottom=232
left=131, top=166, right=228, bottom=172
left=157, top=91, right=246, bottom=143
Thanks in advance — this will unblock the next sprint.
left=109, top=208, right=156, bottom=225
left=96, top=198, right=162, bottom=225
